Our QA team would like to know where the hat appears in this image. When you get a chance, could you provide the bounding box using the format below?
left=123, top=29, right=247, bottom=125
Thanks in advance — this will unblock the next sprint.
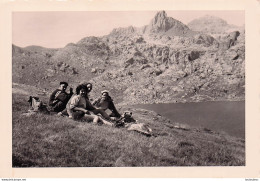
left=101, top=90, right=109, bottom=95
left=60, top=81, right=68, bottom=86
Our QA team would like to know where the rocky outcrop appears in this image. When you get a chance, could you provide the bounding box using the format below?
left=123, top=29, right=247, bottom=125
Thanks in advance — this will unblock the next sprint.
left=193, top=34, right=217, bottom=47
left=144, top=11, right=194, bottom=37
left=110, top=26, right=137, bottom=36
left=219, top=31, right=240, bottom=50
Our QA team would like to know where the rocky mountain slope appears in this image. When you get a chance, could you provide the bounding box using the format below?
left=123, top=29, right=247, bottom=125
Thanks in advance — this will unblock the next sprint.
left=12, top=11, right=245, bottom=105
left=188, top=15, right=244, bottom=36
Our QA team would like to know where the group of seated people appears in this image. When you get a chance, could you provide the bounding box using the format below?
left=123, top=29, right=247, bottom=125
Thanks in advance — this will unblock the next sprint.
left=48, top=81, right=121, bottom=126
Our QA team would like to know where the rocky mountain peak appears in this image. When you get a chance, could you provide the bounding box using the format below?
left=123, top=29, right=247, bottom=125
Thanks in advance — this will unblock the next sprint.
left=150, top=11, right=171, bottom=32
left=144, top=11, right=192, bottom=36
left=154, top=10, right=167, bottom=20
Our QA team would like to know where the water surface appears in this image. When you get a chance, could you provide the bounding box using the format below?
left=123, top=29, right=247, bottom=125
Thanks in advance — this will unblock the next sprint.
left=134, top=101, right=245, bottom=138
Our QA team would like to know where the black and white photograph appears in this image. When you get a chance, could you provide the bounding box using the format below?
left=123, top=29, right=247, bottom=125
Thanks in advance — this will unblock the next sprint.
left=1, top=0, right=260, bottom=179
left=11, top=9, right=246, bottom=167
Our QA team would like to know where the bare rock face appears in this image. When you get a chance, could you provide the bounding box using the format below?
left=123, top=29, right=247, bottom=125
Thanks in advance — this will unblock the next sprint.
left=144, top=11, right=193, bottom=36
left=147, top=11, right=175, bottom=32
left=219, top=31, right=240, bottom=50
left=193, top=34, right=217, bottom=47
left=12, top=11, right=245, bottom=104
left=188, top=51, right=202, bottom=61
left=110, top=26, right=136, bottom=36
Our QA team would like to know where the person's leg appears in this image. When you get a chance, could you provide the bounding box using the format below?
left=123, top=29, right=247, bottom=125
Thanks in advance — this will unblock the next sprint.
left=72, top=111, right=85, bottom=120
left=57, top=108, right=69, bottom=117
left=66, top=107, right=73, bottom=118
left=62, top=108, right=68, bottom=115
left=83, top=114, right=99, bottom=124
left=52, top=101, right=67, bottom=112
left=92, top=109, right=111, bottom=120
left=98, top=116, right=113, bottom=126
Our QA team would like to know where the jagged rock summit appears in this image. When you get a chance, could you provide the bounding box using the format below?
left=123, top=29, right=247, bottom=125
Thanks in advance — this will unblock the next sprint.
left=109, top=11, right=195, bottom=38
left=144, top=11, right=194, bottom=36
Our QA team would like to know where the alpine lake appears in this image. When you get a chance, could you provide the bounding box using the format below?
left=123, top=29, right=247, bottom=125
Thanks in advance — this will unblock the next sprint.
left=133, top=101, right=245, bottom=138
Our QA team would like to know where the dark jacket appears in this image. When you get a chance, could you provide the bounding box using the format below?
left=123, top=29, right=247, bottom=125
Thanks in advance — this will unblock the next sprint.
left=49, top=89, right=72, bottom=106
left=93, top=96, right=121, bottom=117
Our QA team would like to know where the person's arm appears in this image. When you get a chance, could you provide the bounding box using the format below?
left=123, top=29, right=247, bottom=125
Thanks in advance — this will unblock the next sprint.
left=73, top=107, right=89, bottom=114
left=69, top=96, right=90, bottom=114
left=92, top=98, right=101, bottom=107
left=49, top=90, right=59, bottom=106
left=86, top=99, right=96, bottom=111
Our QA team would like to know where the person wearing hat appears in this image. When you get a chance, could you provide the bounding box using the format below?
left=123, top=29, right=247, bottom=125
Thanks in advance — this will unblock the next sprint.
left=48, top=81, right=73, bottom=112
left=92, top=90, right=121, bottom=118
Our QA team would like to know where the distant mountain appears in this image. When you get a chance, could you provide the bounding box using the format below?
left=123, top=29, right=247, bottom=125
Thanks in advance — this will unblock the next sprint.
left=188, top=15, right=241, bottom=34
left=109, top=11, right=196, bottom=38
left=23, top=45, right=59, bottom=53
left=12, top=11, right=245, bottom=105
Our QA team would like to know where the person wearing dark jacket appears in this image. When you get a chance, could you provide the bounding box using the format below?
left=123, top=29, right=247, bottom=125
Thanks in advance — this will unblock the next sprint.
left=49, top=81, right=73, bottom=112
left=92, top=90, right=121, bottom=118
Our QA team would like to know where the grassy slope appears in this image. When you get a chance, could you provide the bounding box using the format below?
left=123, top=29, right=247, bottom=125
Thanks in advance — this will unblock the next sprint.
left=12, top=84, right=245, bottom=167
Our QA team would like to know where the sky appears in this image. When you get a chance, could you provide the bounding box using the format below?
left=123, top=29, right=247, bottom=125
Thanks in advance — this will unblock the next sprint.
left=12, top=11, right=244, bottom=48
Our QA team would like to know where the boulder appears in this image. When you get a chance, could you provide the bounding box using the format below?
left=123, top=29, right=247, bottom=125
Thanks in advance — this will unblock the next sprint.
left=188, top=51, right=200, bottom=61
left=70, top=68, right=78, bottom=74
left=220, top=31, right=240, bottom=49
left=46, top=69, right=55, bottom=77
left=193, top=34, right=216, bottom=46
left=135, top=36, right=144, bottom=43
left=91, top=68, right=97, bottom=73
left=154, top=69, right=163, bottom=76
left=126, top=58, right=135, bottom=65
left=127, top=71, right=133, bottom=76
left=140, top=64, right=151, bottom=70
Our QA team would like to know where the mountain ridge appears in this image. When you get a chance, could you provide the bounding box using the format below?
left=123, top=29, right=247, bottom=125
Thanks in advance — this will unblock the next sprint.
left=187, top=14, right=242, bottom=34
left=12, top=11, right=245, bottom=105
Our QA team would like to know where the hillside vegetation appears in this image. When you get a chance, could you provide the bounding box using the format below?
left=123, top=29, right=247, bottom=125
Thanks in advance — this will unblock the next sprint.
left=12, top=84, right=245, bottom=167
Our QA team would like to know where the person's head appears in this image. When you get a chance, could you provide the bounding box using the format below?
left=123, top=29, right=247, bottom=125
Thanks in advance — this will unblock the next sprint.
left=123, top=111, right=132, bottom=118
left=59, top=82, right=68, bottom=91
left=82, top=82, right=92, bottom=93
left=76, top=84, right=88, bottom=97
left=101, top=90, right=109, bottom=99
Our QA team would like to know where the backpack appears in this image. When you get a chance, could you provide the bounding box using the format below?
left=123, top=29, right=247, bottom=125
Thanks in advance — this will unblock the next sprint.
left=27, top=96, right=49, bottom=114
left=121, top=111, right=136, bottom=123
left=114, top=111, right=137, bottom=128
